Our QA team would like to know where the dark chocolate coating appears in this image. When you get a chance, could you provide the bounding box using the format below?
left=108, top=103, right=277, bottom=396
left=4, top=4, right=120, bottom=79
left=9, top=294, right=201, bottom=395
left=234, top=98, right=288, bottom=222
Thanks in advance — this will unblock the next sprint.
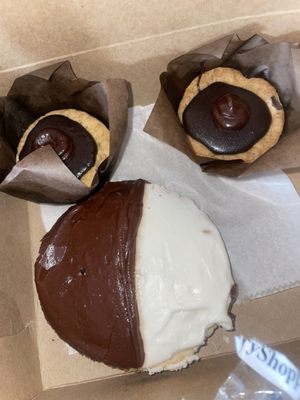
left=35, top=180, right=145, bottom=369
left=19, top=115, right=97, bottom=179
left=212, top=93, right=250, bottom=130
left=183, top=82, right=272, bottom=154
left=32, top=128, right=74, bottom=162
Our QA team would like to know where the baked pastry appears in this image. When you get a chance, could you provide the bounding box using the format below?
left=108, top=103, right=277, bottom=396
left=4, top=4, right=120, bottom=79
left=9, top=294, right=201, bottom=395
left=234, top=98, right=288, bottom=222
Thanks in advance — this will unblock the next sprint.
left=178, top=67, right=285, bottom=163
left=16, top=109, right=109, bottom=187
left=35, top=180, right=234, bottom=373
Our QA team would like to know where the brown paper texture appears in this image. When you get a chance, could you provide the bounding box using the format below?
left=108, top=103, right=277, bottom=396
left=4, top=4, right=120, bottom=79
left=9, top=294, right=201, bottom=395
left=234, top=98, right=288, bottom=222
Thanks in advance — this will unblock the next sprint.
left=0, top=325, right=42, bottom=400
left=1, top=2, right=300, bottom=396
left=144, top=34, right=300, bottom=176
left=0, top=193, right=35, bottom=337
left=0, top=62, right=129, bottom=203
left=33, top=340, right=300, bottom=400
left=0, top=191, right=42, bottom=400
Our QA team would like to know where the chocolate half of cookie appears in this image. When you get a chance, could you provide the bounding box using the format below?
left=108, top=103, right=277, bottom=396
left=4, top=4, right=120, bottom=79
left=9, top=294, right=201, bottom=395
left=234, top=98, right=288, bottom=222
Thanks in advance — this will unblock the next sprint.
left=178, top=67, right=285, bottom=163
left=35, top=180, right=234, bottom=373
left=16, top=109, right=110, bottom=187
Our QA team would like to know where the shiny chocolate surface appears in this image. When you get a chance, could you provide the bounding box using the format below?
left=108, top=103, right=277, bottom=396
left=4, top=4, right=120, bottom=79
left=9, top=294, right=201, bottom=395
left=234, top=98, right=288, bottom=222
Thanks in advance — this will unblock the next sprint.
left=19, top=115, right=97, bottom=178
left=212, top=93, right=250, bottom=130
left=35, top=180, right=145, bottom=369
left=32, top=128, right=73, bottom=162
left=183, top=82, right=272, bottom=154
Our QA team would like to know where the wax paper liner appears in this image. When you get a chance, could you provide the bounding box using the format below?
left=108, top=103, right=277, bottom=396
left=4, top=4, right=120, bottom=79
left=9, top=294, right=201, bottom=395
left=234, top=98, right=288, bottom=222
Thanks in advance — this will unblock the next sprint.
left=0, top=61, right=129, bottom=203
left=144, top=34, right=300, bottom=176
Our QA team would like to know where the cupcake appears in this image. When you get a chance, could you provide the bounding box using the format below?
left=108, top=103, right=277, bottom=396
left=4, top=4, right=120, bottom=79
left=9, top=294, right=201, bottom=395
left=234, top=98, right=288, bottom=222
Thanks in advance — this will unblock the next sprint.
left=0, top=61, right=128, bottom=202
left=144, top=34, right=300, bottom=176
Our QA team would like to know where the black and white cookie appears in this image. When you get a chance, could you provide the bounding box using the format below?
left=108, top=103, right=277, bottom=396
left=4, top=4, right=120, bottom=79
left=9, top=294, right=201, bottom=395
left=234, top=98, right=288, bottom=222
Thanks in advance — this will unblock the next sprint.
left=35, top=180, right=234, bottom=373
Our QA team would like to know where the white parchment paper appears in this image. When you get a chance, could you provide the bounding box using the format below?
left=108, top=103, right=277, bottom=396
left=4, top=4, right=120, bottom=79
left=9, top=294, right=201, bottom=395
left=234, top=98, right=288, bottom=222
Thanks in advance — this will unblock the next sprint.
left=40, top=105, right=300, bottom=303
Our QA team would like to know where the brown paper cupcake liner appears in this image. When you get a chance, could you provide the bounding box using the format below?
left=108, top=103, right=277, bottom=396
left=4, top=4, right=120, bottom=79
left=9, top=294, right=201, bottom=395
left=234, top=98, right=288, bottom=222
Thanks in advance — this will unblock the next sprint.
left=144, top=34, right=300, bottom=176
left=0, top=61, right=129, bottom=203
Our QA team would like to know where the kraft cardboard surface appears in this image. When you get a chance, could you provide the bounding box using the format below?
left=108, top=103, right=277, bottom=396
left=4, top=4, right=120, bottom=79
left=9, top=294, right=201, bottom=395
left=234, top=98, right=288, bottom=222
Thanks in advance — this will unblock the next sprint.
left=1, top=1, right=300, bottom=400
left=0, top=194, right=34, bottom=336
left=1, top=0, right=299, bottom=72
left=34, top=341, right=300, bottom=400
left=1, top=4, right=300, bottom=105
left=0, top=325, right=42, bottom=400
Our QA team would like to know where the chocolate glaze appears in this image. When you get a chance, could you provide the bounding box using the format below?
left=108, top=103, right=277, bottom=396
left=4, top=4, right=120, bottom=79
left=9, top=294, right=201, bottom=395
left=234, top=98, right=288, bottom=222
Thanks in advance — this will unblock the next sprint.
left=19, top=115, right=97, bottom=179
left=183, top=82, right=272, bottom=154
left=212, top=93, right=250, bottom=130
left=31, top=128, right=73, bottom=162
left=35, top=180, right=145, bottom=369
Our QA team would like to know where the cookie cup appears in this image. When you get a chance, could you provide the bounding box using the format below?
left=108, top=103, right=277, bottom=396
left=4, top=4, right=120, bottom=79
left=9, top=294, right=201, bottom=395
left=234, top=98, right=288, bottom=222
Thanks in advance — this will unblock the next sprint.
left=144, top=34, right=300, bottom=177
left=0, top=61, right=129, bottom=203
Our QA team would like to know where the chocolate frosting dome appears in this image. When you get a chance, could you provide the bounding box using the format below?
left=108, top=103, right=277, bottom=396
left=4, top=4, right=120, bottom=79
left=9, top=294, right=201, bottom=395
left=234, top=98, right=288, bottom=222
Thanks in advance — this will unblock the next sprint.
left=212, top=93, right=250, bottom=130
left=183, top=82, right=272, bottom=154
left=19, top=114, right=97, bottom=179
left=35, top=180, right=145, bottom=369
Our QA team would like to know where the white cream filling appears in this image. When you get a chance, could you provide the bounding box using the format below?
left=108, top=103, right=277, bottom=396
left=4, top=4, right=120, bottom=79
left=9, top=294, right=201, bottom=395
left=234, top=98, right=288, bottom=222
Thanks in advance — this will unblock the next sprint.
left=135, top=184, right=234, bottom=372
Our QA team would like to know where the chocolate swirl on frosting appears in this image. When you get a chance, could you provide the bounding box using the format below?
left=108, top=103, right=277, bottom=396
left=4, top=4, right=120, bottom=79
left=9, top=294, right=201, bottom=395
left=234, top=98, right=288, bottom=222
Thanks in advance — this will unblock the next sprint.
left=183, top=82, right=272, bottom=154
left=35, top=180, right=145, bottom=369
left=19, top=115, right=97, bottom=179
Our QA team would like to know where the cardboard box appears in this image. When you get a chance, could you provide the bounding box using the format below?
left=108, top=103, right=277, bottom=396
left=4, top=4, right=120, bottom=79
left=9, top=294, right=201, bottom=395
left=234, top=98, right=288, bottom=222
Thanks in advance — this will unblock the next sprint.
left=1, top=1, right=300, bottom=399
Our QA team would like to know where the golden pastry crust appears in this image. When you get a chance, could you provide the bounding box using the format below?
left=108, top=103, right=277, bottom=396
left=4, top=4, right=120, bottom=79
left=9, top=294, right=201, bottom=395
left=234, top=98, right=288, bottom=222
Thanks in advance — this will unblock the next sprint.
left=16, top=109, right=110, bottom=187
left=141, top=324, right=217, bottom=373
left=142, top=348, right=198, bottom=373
left=178, top=67, right=285, bottom=163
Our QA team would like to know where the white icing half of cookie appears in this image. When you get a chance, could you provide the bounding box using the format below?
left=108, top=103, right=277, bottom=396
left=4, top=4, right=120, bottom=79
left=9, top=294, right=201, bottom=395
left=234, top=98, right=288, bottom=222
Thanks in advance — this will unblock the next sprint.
left=135, top=183, right=234, bottom=373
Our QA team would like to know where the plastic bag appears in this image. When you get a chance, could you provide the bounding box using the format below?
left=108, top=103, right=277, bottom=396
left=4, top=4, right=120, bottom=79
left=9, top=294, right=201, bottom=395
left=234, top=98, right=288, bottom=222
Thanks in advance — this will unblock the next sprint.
left=215, top=360, right=290, bottom=399
left=215, top=337, right=300, bottom=400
